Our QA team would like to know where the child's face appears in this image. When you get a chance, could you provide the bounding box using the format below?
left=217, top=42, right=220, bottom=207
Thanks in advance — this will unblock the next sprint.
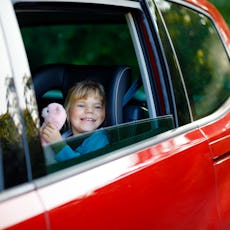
left=69, top=94, right=105, bottom=135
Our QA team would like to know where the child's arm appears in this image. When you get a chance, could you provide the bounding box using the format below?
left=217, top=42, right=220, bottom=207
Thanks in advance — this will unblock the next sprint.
left=54, top=143, right=81, bottom=162
left=76, top=130, right=109, bottom=154
left=54, top=130, right=109, bottom=162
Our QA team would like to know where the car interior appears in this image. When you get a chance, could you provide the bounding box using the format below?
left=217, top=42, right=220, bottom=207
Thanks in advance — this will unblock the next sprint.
left=16, top=3, right=150, bottom=126
left=32, top=63, right=148, bottom=127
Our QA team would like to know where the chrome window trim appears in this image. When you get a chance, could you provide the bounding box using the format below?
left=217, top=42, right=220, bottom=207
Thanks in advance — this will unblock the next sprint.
left=0, top=182, right=35, bottom=202
left=12, top=0, right=141, bottom=9
left=126, top=13, right=157, bottom=118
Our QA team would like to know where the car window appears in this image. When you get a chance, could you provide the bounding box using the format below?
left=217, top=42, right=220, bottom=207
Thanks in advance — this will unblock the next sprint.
left=15, top=3, right=176, bottom=175
left=17, top=6, right=148, bottom=118
left=158, top=0, right=230, bottom=120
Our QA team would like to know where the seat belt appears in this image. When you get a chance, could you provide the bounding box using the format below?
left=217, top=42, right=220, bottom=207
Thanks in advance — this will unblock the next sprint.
left=122, top=76, right=142, bottom=107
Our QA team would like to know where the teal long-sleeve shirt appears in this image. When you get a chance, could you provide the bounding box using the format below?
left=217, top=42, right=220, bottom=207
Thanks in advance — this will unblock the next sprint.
left=55, top=129, right=109, bottom=162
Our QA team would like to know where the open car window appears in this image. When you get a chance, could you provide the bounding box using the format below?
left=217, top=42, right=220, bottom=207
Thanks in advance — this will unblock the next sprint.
left=17, top=3, right=149, bottom=124
left=15, top=2, right=176, bottom=176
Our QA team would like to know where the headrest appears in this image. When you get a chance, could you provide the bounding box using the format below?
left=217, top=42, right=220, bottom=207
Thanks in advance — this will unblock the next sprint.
left=33, top=64, right=132, bottom=126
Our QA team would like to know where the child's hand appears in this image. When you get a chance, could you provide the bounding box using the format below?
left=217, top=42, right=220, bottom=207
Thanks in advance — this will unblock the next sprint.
left=41, top=123, right=62, bottom=144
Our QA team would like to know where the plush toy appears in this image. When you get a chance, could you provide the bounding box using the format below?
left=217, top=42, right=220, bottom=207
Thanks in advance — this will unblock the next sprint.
left=41, top=102, right=67, bottom=145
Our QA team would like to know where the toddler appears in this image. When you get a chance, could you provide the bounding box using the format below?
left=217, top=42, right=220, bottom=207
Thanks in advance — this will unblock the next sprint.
left=40, top=80, right=109, bottom=162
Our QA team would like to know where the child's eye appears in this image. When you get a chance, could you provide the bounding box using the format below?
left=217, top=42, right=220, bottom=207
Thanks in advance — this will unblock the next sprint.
left=95, top=105, right=103, bottom=109
left=76, top=103, right=85, bottom=108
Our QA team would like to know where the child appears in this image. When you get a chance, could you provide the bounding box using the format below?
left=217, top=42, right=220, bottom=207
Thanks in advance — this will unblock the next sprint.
left=40, top=80, right=109, bottom=162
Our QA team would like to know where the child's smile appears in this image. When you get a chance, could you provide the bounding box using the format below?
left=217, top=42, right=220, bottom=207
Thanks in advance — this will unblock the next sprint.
left=70, top=95, right=105, bottom=135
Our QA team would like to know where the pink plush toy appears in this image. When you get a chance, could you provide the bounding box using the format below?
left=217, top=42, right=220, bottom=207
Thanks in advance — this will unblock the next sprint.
left=41, top=102, right=67, bottom=145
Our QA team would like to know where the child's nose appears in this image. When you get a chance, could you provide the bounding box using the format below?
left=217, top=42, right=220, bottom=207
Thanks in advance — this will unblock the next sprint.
left=85, top=106, right=93, bottom=113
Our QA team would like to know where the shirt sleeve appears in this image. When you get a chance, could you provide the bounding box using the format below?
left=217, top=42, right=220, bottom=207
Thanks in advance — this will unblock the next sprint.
left=55, top=129, right=109, bottom=162
left=55, top=144, right=81, bottom=162
left=76, top=130, right=109, bottom=155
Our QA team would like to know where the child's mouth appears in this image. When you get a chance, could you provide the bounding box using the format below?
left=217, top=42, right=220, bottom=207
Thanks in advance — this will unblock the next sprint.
left=81, top=117, right=96, bottom=122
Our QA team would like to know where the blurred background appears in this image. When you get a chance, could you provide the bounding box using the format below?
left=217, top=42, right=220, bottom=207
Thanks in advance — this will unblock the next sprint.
left=209, top=0, right=230, bottom=27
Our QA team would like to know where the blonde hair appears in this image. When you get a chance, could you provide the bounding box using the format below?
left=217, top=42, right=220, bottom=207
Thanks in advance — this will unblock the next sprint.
left=65, top=80, right=106, bottom=121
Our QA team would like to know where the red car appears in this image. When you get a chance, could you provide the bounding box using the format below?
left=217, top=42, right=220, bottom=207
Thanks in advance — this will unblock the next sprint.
left=0, top=0, right=229, bottom=229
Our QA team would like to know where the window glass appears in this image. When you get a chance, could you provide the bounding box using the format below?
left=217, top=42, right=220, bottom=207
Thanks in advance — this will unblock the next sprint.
left=45, top=116, right=174, bottom=173
left=158, top=0, right=230, bottom=120
left=0, top=22, right=46, bottom=188
left=21, top=24, right=140, bottom=77
left=22, top=75, right=46, bottom=180
left=0, top=76, right=28, bottom=189
left=19, top=12, right=147, bottom=121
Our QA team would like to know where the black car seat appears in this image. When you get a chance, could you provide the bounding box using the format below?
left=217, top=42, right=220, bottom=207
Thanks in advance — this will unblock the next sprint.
left=32, top=64, right=132, bottom=127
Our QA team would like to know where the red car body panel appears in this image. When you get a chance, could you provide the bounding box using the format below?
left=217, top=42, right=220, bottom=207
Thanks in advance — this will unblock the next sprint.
left=201, top=112, right=230, bottom=159
left=215, top=157, right=230, bottom=230
left=0, top=190, right=46, bottom=229
left=175, top=3, right=230, bottom=228
left=36, top=128, right=220, bottom=229
left=201, top=109, right=230, bottom=230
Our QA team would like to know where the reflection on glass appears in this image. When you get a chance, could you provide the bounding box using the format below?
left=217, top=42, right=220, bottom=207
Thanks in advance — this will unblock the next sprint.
left=22, top=74, right=46, bottom=179
left=0, top=76, right=27, bottom=189
left=154, top=0, right=192, bottom=126
left=158, top=0, right=230, bottom=119
left=23, top=74, right=40, bottom=129
left=45, top=115, right=174, bottom=174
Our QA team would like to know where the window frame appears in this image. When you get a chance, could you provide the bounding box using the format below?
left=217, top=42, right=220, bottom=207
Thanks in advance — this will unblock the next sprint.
left=16, top=1, right=160, bottom=121
left=140, top=0, right=185, bottom=126
left=15, top=0, right=179, bottom=182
